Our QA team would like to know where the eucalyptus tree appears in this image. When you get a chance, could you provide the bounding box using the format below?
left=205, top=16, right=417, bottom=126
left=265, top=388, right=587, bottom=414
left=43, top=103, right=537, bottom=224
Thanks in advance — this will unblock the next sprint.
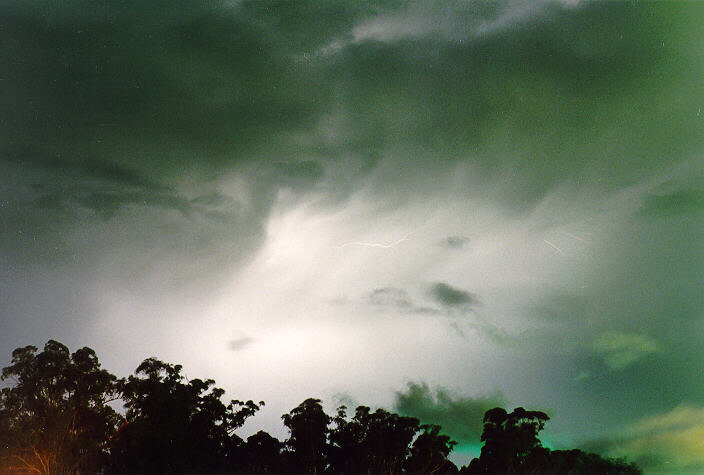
left=108, top=357, right=262, bottom=474
left=0, top=340, right=122, bottom=474
left=328, top=404, right=457, bottom=474
left=464, top=407, right=641, bottom=474
left=404, top=424, right=458, bottom=474
left=282, top=398, right=331, bottom=475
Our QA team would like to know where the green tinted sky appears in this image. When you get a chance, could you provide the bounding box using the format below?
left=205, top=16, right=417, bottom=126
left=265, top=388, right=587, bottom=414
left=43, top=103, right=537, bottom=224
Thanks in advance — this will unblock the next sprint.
left=1, top=1, right=703, bottom=471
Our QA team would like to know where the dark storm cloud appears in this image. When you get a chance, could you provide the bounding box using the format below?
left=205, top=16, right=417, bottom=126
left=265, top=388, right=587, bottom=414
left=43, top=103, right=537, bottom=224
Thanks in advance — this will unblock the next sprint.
left=228, top=337, right=255, bottom=352
left=311, top=1, right=704, bottom=208
left=638, top=188, right=704, bottom=219
left=364, top=285, right=512, bottom=348
left=393, top=382, right=503, bottom=445
left=1, top=0, right=701, bottom=229
left=4, top=0, right=700, bottom=191
left=0, top=0, right=332, bottom=176
left=1, top=2, right=703, bottom=465
left=429, top=282, right=477, bottom=307
left=1, top=0, right=699, bottom=314
left=11, top=154, right=192, bottom=219
left=270, top=160, right=325, bottom=190
left=367, top=287, right=414, bottom=309
left=6, top=152, right=164, bottom=190
left=366, top=287, right=438, bottom=315
left=0, top=155, right=250, bottom=255
left=439, top=235, right=470, bottom=250
left=1, top=0, right=325, bottom=282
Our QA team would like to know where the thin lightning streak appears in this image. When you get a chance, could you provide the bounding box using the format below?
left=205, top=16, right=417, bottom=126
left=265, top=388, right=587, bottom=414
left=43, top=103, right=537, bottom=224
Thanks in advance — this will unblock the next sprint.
left=559, top=230, right=587, bottom=243
left=542, top=239, right=565, bottom=255
left=333, top=236, right=409, bottom=249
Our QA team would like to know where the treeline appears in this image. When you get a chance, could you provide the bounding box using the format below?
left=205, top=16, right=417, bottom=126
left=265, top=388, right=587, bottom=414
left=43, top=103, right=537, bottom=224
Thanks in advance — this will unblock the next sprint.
left=0, top=340, right=640, bottom=474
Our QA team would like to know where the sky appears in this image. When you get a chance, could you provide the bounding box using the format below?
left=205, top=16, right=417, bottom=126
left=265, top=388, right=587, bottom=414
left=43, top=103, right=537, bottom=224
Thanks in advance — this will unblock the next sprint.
left=1, top=0, right=703, bottom=471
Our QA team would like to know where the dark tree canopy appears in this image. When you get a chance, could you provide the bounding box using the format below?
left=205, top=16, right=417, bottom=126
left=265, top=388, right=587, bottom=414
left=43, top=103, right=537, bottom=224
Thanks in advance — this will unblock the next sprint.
left=0, top=342, right=641, bottom=474
left=543, top=449, right=642, bottom=475
left=329, top=405, right=419, bottom=474
left=464, top=407, right=641, bottom=475
left=327, top=404, right=458, bottom=475
left=472, top=406, right=550, bottom=474
left=244, top=430, right=285, bottom=474
left=404, top=424, right=458, bottom=474
left=282, top=398, right=331, bottom=475
left=107, top=357, right=262, bottom=474
left=0, top=340, right=122, bottom=475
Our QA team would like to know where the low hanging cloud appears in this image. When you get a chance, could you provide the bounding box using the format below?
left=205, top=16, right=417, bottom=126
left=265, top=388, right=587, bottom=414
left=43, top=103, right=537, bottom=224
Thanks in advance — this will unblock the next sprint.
left=439, top=235, right=470, bottom=250
left=592, top=332, right=661, bottom=371
left=429, top=282, right=478, bottom=308
left=6, top=153, right=191, bottom=219
left=365, top=287, right=438, bottom=315
left=367, top=287, right=415, bottom=310
left=270, top=160, right=325, bottom=190
left=228, top=337, right=255, bottom=352
left=637, top=187, right=704, bottom=219
left=393, top=382, right=503, bottom=446
left=363, top=285, right=512, bottom=348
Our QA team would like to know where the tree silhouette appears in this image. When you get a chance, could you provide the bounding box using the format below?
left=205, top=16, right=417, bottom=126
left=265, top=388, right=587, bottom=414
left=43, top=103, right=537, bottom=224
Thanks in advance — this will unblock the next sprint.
left=244, top=430, right=285, bottom=473
left=328, top=404, right=458, bottom=474
left=353, top=406, right=420, bottom=474
left=544, top=449, right=641, bottom=474
left=469, top=406, right=549, bottom=473
left=404, top=424, right=458, bottom=474
left=282, top=398, right=331, bottom=475
left=0, top=340, right=122, bottom=474
left=0, top=342, right=642, bottom=474
left=107, top=357, right=262, bottom=474
left=464, top=407, right=641, bottom=474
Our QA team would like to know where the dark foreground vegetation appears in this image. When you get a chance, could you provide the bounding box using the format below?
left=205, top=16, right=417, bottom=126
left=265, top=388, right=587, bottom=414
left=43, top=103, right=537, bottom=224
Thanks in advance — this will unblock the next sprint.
left=1, top=341, right=640, bottom=474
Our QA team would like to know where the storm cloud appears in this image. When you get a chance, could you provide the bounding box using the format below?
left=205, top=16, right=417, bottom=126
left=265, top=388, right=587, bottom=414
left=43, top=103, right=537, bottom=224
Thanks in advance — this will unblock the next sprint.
left=429, top=282, right=477, bottom=308
left=394, top=382, right=503, bottom=447
left=1, top=0, right=703, bottom=468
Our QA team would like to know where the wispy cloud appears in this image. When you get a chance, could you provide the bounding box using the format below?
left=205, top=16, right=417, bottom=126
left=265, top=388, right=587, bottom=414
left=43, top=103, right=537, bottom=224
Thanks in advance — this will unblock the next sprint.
left=592, top=332, right=661, bottom=371
left=316, top=0, right=583, bottom=54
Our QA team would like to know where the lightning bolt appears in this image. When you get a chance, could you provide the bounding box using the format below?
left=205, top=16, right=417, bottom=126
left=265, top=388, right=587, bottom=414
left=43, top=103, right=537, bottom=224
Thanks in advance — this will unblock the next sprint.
left=542, top=239, right=565, bottom=255
left=333, top=236, right=409, bottom=249
left=559, top=230, right=587, bottom=243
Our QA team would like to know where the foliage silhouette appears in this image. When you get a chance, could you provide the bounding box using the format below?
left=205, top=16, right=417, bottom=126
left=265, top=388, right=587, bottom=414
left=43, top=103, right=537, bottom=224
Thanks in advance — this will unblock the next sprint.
left=243, top=430, right=285, bottom=473
left=0, top=341, right=642, bottom=474
left=326, top=404, right=458, bottom=474
left=469, top=406, right=549, bottom=474
left=0, top=341, right=122, bottom=474
left=329, top=405, right=417, bottom=473
left=463, top=407, right=641, bottom=474
left=282, top=398, right=331, bottom=475
left=404, top=424, right=458, bottom=474
left=107, top=357, right=262, bottom=474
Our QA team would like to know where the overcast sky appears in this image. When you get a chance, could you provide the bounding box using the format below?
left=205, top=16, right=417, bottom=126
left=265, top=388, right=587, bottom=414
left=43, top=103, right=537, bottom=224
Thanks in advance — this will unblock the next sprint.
left=2, top=0, right=703, bottom=471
